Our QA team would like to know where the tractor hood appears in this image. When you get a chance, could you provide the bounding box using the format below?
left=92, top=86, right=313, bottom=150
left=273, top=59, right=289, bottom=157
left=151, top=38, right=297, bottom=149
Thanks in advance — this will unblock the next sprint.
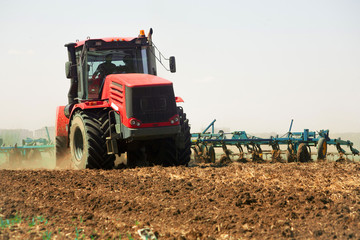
left=101, top=74, right=177, bottom=128
left=103, top=74, right=173, bottom=89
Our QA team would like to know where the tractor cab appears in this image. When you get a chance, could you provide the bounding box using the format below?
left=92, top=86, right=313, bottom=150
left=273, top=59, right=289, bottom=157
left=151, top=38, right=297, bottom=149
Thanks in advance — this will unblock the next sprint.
left=65, top=29, right=176, bottom=105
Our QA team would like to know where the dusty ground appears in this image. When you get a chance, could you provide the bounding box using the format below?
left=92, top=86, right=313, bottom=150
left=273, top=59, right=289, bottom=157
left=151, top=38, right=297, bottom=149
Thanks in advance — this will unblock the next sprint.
left=0, top=161, right=360, bottom=239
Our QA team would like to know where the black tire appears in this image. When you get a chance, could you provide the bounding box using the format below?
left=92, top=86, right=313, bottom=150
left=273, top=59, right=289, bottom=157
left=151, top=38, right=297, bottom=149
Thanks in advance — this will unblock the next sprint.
left=208, top=145, right=216, bottom=163
left=69, top=110, right=115, bottom=169
left=97, top=111, right=116, bottom=169
left=176, top=109, right=191, bottom=166
left=127, top=147, right=148, bottom=168
left=286, top=145, right=296, bottom=162
left=297, top=143, right=311, bottom=162
left=317, top=138, right=327, bottom=160
left=146, top=138, right=177, bottom=166
left=56, top=136, right=70, bottom=168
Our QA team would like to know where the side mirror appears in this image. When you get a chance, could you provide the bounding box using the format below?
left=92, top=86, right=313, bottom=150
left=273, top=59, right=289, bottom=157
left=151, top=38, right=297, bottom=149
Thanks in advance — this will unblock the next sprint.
left=169, top=56, right=176, bottom=73
left=65, top=61, right=72, bottom=79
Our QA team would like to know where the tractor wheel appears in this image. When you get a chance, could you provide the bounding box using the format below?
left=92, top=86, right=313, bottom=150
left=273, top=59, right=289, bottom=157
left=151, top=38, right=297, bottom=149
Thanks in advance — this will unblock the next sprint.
left=297, top=143, right=311, bottom=162
left=127, top=147, right=148, bottom=168
left=146, top=138, right=177, bottom=167
left=176, top=110, right=191, bottom=166
left=69, top=110, right=115, bottom=169
left=97, top=111, right=116, bottom=169
left=56, top=136, right=70, bottom=168
left=317, top=138, right=327, bottom=160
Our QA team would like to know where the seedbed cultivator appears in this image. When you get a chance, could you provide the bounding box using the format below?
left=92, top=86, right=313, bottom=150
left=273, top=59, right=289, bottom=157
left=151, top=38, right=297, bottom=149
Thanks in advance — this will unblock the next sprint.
left=191, top=120, right=359, bottom=163
left=0, top=127, right=54, bottom=166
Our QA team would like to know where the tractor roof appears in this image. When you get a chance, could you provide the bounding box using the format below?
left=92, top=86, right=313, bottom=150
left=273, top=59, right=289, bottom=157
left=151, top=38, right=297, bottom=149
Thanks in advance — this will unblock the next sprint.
left=75, top=37, right=137, bottom=48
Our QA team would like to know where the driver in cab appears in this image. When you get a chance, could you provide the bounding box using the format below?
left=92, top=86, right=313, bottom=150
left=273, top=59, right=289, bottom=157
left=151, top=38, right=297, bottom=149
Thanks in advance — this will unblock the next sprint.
left=92, top=54, right=116, bottom=80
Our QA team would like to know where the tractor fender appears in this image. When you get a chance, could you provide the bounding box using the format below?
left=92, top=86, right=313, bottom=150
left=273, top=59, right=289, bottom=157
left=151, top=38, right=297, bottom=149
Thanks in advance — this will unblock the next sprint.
left=175, top=96, right=184, bottom=103
left=66, top=101, right=111, bottom=134
left=55, top=106, right=69, bottom=137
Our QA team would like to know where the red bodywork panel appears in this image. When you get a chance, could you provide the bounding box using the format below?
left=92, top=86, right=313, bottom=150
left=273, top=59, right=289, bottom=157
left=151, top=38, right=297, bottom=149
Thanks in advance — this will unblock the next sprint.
left=175, top=96, right=184, bottom=103
left=72, top=101, right=110, bottom=111
left=55, top=106, right=69, bottom=137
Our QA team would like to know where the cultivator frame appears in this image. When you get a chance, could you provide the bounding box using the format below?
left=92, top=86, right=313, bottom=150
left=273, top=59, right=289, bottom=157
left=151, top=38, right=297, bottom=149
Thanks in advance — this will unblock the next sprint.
left=0, top=127, right=54, bottom=165
left=191, top=120, right=359, bottom=163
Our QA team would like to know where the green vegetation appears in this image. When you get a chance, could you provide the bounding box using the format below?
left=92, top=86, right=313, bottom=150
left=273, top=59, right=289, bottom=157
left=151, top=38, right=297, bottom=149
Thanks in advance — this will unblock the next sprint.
left=0, top=213, right=22, bottom=229
left=0, top=214, right=137, bottom=239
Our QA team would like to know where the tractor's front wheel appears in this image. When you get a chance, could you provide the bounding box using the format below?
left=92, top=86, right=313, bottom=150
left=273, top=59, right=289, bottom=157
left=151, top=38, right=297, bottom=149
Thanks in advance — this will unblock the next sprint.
left=69, top=111, right=115, bottom=169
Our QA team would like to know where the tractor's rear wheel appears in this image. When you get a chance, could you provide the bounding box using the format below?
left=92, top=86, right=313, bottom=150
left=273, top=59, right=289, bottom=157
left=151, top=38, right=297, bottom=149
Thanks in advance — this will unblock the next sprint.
left=127, top=147, right=148, bottom=168
left=69, top=110, right=115, bottom=169
left=146, top=138, right=177, bottom=166
left=56, top=136, right=70, bottom=168
left=176, top=110, right=191, bottom=166
left=297, top=143, right=311, bottom=162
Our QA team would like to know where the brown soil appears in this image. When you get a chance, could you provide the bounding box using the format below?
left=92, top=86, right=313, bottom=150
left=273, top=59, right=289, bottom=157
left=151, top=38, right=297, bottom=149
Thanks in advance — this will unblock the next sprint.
left=1, top=162, right=360, bottom=239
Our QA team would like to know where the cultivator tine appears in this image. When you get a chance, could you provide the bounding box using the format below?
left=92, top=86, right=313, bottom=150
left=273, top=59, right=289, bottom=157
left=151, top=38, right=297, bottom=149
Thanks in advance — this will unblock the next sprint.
left=271, top=143, right=282, bottom=162
left=235, top=143, right=245, bottom=161
left=350, top=145, right=359, bottom=155
left=336, top=143, right=346, bottom=154
left=336, top=143, right=346, bottom=161
left=253, top=144, right=264, bottom=162
left=245, top=144, right=253, bottom=156
left=221, top=142, right=232, bottom=162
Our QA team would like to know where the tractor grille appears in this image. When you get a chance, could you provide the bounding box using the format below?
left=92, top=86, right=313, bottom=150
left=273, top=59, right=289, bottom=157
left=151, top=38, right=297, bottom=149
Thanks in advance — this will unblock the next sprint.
left=126, top=85, right=177, bottom=123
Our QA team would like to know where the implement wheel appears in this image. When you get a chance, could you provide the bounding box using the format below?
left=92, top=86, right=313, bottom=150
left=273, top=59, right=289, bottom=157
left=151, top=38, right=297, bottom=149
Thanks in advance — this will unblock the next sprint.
left=317, top=138, right=327, bottom=160
left=286, top=144, right=296, bottom=162
left=297, top=143, right=311, bottom=162
left=69, top=110, right=115, bottom=169
left=208, top=145, right=216, bottom=163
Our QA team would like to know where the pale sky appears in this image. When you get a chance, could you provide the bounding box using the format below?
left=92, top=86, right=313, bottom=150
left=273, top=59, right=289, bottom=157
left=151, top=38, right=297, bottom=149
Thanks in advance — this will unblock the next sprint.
left=0, top=0, right=359, bottom=133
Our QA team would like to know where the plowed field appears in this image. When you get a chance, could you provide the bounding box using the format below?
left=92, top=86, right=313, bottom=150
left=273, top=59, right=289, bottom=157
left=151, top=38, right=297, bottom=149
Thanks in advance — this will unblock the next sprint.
left=1, top=161, right=360, bottom=239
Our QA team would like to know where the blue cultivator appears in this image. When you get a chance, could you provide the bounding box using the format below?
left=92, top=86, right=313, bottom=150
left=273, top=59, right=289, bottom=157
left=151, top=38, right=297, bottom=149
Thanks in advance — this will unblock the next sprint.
left=0, top=127, right=54, bottom=166
left=191, top=120, right=359, bottom=163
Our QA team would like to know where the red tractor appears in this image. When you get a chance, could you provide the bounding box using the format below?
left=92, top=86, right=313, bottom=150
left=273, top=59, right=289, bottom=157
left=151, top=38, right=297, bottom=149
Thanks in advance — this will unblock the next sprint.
left=55, top=29, right=191, bottom=169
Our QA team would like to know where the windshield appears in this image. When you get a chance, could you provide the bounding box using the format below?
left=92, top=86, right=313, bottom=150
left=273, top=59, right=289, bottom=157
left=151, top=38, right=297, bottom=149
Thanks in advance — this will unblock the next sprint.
left=88, top=49, right=143, bottom=77
left=85, top=49, right=144, bottom=99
